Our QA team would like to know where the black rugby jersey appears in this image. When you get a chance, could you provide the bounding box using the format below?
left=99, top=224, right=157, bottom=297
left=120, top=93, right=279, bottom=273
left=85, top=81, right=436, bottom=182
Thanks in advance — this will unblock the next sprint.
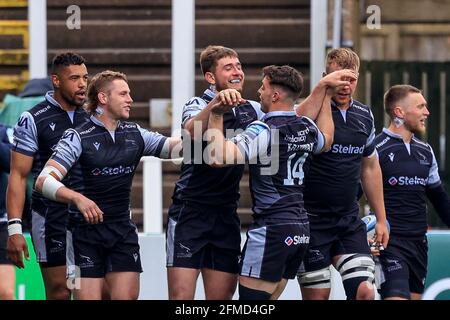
left=374, top=128, right=440, bottom=238
left=12, top=91, right=89, bottom=214
left=172, top=88, right=264, bottom=207
left=303, top=99, right=376, bottom=217
left=233, top=111, right=324, bottom=220
left=50, top=116, right=167, bottom=223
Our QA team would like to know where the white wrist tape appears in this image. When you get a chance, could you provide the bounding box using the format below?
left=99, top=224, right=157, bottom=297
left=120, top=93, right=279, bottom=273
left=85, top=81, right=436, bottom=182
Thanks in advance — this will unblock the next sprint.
left=40, top=165, right=64, bottom=180
left=42, top=175, right=65, bottom=201
left=8, top=220, right=22, bottom=236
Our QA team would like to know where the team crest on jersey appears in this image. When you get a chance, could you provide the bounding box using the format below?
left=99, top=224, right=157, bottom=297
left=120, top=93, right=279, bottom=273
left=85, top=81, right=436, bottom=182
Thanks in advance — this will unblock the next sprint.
left=417, top=151, right=430, bottom=165
left=49, top=122, right=56, bottom=131
left=388, top=152, right=395, bottom=162
left=357, top=119, right=367, bottom=132
left=238, top=110, right=253, bottom=124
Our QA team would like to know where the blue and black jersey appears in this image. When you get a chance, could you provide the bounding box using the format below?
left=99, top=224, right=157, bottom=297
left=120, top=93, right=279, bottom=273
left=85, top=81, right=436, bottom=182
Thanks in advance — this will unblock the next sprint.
left=50, top=116, right=167, bottom=223
left=233, top=111, right=324, bottom=220
left=12, top=91, right=89, bottom=215
left=303, top=99, right=376, bottom=217
left=172, top=88, right=263, bottom=207
left=374, top=128, right=440, bottom=238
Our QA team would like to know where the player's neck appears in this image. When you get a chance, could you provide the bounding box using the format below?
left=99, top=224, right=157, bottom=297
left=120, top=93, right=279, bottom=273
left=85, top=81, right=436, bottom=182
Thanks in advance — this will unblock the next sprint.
left=95, top=113, right=119, bottom=131
left=335, top=103, right=350, bottom=111
left=388, top=123, right=413, bottom=143
left=268, top=103, right=294, bottom=113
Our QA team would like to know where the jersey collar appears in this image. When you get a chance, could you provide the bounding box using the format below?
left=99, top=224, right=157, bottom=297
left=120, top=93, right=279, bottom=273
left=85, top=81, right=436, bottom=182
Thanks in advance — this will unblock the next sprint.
left=382, top=127, right=413, bottom=140
left=331, top=98, right=354, bottom=109
left=203, top=88, right=215, bottom=101
left=90, top=115, right=121, bottom=129
left=45, top=91, right=63, bottom=109
left=261, top=110, right=296, bottom=121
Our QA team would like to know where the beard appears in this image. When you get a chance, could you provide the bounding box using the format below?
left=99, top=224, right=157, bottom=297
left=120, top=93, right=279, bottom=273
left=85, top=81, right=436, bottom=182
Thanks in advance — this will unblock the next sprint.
left=60, top=89, right=85, bottom=108
left=405, top=121, right=426, bottom=135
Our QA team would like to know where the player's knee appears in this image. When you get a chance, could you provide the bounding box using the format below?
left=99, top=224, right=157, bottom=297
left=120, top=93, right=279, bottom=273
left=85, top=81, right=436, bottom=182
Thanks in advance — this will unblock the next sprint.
left=169, top=283, right=196, bottom=300
left=111, top=289, right=139, bottom=300
left=356, top=281, right=375, bottom=300
left=46, top=285, right=71, bottom=300
left=238, top=284, right=271, bottom=300
left=335, top=254, right=375, bottom=300
left=297, top=266, right=331, bottom=289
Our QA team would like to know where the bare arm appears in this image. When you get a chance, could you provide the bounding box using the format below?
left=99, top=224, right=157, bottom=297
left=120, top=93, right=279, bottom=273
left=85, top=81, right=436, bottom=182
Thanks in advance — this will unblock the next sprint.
left=361, top=155, right=389, bottom=248
left=206, top=112, right=245, bottom=167
left=7, top=151, right=33, bottom=221
left=314, top=89, right=334, bottom=152
left=35, top=159, right=104, bottom=224
left=6, top=151, right=33, bottom=268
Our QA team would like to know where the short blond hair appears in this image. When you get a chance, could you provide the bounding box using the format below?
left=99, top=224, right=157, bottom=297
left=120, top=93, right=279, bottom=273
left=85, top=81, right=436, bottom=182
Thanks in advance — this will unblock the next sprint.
left=86, top=70, right=127, bottom=114
left=326, top=48, right=360, bottom=73
left=384, top=84, right=421, bottom=120
left=199, top=45, right=239, bottom=75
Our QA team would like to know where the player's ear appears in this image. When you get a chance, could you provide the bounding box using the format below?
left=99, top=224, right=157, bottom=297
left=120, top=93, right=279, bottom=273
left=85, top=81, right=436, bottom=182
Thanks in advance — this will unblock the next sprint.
left=272, top=91, right=279, bottom=103
left=393, top=105, right=404, bottom=119
left=205, top=72, right=215, bottom=85
left=51, top=74, right=60, bottom=89
left=98, top=92, right=108, bottom=105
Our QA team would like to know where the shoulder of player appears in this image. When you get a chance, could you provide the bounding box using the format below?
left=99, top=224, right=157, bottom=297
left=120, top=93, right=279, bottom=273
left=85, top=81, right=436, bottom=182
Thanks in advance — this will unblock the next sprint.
left=75, top=120, right=99, bottom=137
left=245, top=120, right=270, bottom=135
left=118, top=121, right=139, bottom=130
left=185, top=96, right=208, bottom=107
left=27, top=100, right=56, bottom=119
left=373, top=132, right=393, bottom=151
left=412, top=136, right=433, bottom=152
left=351, top=100, right=372, bottom=114
left=239, top=99, right=260, bottom=110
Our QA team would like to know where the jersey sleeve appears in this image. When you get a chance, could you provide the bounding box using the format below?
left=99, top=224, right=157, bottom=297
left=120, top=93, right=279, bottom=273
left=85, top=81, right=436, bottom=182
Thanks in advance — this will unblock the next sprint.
left=301, top=116, right=325, bottom=154
left=138, top=125, right=168, bottom=158
left=363, top=110, right=376, bottom=157
left=12, top=111, right=38, bottom=156
left=50, top=129, right=82, bottom=172
left=181, top=97, right=208, bottom=128
left=427, top=146, right=441, bottom=187
left=231, top=120, right=270, bottom=163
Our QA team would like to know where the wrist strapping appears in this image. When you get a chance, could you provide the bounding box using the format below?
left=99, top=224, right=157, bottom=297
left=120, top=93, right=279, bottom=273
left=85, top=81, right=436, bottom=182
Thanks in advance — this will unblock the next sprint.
left=7, top=218, right=22, bottom=236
